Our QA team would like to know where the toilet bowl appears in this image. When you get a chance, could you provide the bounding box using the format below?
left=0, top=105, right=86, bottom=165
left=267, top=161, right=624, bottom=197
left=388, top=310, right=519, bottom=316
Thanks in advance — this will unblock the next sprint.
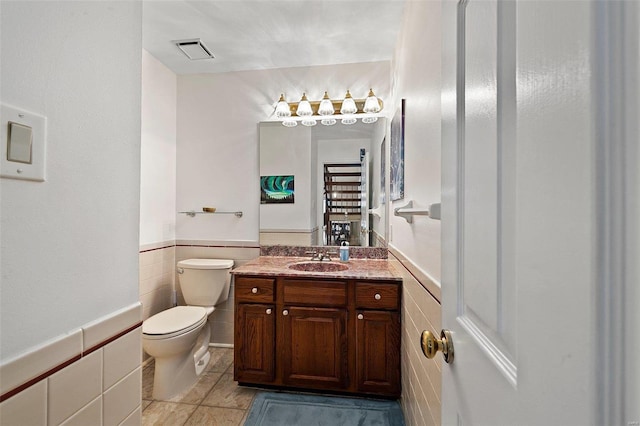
left=142, top=258, right=233, bottom=400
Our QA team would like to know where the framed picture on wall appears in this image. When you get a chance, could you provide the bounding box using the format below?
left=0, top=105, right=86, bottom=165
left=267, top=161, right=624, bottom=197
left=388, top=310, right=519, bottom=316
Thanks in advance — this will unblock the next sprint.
left=390, top=99, right=405, bottom=201
left=260, top=175, right=295, bottom=204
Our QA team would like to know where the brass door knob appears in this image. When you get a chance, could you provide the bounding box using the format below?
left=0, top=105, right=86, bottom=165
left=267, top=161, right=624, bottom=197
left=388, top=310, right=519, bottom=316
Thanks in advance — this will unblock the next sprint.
left=420, top=329, right=454, bottom=364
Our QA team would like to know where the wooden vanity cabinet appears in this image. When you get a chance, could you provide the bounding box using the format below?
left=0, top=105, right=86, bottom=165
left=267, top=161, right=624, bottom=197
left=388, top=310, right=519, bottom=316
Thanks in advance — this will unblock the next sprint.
left=234, top=278, right=275, bottom=383
left=234, top=275, right=401, bottom=397
left=355, top=282, right=401, bottom=395
left=280, top=278, right=349, bottom=390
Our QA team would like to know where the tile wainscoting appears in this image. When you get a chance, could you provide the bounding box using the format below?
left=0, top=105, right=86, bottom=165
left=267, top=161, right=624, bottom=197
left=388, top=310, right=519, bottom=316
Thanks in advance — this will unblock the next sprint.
left=0, top=303, right=143, bottom=426
left=389, top=247, right=442, bottom=426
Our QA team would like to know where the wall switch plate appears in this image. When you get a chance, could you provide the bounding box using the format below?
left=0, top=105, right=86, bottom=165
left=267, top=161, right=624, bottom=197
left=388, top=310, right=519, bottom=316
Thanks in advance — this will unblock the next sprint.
left=1, top=104, right=47, bottom=182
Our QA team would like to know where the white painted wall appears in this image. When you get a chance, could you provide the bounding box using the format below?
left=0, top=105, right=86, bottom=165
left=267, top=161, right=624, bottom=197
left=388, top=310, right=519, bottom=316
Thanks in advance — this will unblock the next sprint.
left=140, top=50, right=177, bottom=246
left=175, top=61, right=390, bottom=243
left=389, top=0, right=442, bottom=283
left=0, top=1, right=142, bottom=360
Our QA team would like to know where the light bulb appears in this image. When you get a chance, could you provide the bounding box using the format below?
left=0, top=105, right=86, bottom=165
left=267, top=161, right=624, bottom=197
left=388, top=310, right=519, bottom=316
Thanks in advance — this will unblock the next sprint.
left=340, top=90, right=358, bottom=115
left=318, top=92, right=334, bottom=116
left=361, top=116, right=378, bottom=124
left=282, top=119, right=297, bottom=127
left=321, top=118, right=337, bottom=126
left=296, top=93, right=313, bottom=117
left=275, top=94, right=291, bottom=118
left=302, top=118, right=317, bottom=127
left=341, top=117, right=357, bottom=125
left=363, top=88, right=381, bottom=113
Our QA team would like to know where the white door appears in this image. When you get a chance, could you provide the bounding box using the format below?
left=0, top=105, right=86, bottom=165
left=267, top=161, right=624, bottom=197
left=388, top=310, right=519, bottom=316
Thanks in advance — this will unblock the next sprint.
left=440, top=0, right=638, bottom=425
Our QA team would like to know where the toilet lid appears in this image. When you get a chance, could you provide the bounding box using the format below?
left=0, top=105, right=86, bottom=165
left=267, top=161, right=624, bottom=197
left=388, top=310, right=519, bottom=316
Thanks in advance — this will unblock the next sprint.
left=142, top=306, right=207, bottom=336
left=177, top=258, right=234, bottom=270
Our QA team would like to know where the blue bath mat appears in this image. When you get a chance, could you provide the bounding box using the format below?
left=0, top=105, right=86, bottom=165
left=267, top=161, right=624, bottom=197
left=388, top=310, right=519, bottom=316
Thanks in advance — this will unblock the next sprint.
left=244, top=391, right=405, bottom=426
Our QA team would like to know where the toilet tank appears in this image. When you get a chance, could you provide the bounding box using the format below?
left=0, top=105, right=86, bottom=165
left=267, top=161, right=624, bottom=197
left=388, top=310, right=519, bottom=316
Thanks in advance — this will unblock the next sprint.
left=177, top=259, right=234, bottom=307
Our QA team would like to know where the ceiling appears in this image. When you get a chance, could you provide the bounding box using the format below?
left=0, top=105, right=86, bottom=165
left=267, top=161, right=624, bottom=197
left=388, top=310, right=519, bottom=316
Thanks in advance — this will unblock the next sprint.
left=142, top=0, right=406, bottom=75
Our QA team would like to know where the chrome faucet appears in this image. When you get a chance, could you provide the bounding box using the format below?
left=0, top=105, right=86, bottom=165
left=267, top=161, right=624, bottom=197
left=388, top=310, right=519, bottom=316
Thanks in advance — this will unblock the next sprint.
left=305, top=250, right=338, bottom=262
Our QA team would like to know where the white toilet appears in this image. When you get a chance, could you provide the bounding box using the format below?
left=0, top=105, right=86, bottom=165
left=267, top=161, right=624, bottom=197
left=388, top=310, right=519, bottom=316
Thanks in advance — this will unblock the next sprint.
left=142, top=258, right=234, bottom=400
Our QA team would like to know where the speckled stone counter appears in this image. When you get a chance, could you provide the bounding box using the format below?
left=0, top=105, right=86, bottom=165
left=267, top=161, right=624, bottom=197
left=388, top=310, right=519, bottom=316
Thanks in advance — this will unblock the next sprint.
left=260, top=245, right=388, bottom=259
left=232, top=256, right=401, bottom=281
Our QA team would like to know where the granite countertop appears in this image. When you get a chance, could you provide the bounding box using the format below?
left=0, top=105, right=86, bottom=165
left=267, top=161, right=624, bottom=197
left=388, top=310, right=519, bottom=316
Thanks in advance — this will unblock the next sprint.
left=232, top=256, right=401, bottom=282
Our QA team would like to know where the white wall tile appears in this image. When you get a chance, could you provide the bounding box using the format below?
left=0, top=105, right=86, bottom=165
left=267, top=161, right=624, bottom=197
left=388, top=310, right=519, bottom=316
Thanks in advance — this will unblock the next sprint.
left=104, top=328, right=142, bottom=390
left=103, top=367, right=141, bottom=426
left=0, top=380, right=47, bottom=426
left=0, top=330, right=82, bottom=396
left=58, top=396, right=102, bottom=426
left=48, top=350, right=102, bottom=426
left=397, top=260, right=442, bottom=426
left=140, top=285, right=172, bottom=321
left=82, top=303, right=142, bottom=352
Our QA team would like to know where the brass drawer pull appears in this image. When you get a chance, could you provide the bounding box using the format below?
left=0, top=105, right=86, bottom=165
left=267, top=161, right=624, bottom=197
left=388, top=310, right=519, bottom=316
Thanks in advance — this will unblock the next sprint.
left=251, top=287, right=258, bottom=294
left=374, top=293, right=381, bottom=300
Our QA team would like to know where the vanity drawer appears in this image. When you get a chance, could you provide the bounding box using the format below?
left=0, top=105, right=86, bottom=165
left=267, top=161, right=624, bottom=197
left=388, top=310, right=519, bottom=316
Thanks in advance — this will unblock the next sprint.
left=355, top=282, right=399, bottom=310
left=235, top=277, right=275, bottom=302
left=282, top=279, right=347, bottom=307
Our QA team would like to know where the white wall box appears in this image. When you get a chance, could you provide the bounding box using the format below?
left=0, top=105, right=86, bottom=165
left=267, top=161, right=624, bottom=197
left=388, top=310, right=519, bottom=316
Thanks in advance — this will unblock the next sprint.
left=1, top=103, right=47, bottom=182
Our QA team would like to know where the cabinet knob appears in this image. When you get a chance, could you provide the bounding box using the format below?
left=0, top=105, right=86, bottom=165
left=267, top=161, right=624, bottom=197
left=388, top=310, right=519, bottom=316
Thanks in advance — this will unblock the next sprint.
left=283, top=309, right=289, bottom=316
left=357, top=314, right=364, bottom=320
left=266, top=308, right=272, bottom=315
left=251, top=287, right=258, bottom=294
left=374, top=293, right=381, bottom=300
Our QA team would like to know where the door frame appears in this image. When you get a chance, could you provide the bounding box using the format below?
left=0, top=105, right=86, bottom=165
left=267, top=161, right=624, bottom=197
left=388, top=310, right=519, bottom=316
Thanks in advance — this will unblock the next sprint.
left=593, top=1, right=639, bottom=423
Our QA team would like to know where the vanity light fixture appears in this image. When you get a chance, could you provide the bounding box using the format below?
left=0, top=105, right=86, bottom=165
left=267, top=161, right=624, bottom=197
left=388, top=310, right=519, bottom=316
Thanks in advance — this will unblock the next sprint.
left=318, top=92, right=337, bottom=126
left=296, top=93, right=313, bottom=117
left=361, top=88, right=380, bottom=123
left=296, top=93, right=317, bottom=127
left=339, top=90, right=358, bottom=115
left=275, top=94, right=291, bottom=118
left=363, top=89, right=381, bottom=113
left=339, top=90, right=358, bottom=125
left=271, top=90, right=383, bottom=127
left=276, top=94, right=297, bottom=127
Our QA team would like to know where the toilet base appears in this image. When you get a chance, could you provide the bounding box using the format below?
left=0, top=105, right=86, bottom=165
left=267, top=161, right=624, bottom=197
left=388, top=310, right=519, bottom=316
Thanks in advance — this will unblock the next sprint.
left=150, top=322, right=211, bottom=400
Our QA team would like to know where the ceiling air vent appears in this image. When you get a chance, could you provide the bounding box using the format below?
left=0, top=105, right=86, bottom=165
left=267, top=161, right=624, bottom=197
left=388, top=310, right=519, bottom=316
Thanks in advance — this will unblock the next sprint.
left=174, top=38, right=215, bottom=60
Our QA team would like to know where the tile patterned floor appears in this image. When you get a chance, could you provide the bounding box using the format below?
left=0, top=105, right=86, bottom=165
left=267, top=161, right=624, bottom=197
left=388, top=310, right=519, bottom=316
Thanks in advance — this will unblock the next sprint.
left=142, top=347, right=257, bottom=426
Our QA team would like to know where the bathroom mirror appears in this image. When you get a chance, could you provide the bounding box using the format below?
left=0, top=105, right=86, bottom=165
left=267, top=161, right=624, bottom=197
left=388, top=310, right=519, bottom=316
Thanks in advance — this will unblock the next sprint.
left=259, top=119, right=387, bottom=247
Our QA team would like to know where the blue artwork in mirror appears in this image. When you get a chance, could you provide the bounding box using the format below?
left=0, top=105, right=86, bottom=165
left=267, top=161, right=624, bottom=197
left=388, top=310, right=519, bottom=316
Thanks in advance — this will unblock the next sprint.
left=261, top=175, right=295, bottom=204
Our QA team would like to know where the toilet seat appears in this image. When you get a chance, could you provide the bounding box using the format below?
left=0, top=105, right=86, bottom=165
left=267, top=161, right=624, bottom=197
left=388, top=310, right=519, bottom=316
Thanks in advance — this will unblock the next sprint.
left=177, top=259, right=234, bottom=269
left=142, top=306, right=207, bottom=340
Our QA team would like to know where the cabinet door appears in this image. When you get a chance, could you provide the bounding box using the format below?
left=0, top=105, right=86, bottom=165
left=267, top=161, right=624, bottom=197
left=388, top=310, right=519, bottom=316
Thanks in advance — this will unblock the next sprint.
left=356, top=310, right=401, bottom=396
left=234, top=303, right=275, bottom=383
left=281, top=306, right=348, bottom=390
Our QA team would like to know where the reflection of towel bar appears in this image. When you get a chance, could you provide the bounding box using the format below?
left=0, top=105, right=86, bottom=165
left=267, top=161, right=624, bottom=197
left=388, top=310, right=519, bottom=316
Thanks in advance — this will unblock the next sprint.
left=368, top=205, right=383, bottom=218
left=179, top=211, right=243, bottom=218
left=393, top=201, right=440, bottom=223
